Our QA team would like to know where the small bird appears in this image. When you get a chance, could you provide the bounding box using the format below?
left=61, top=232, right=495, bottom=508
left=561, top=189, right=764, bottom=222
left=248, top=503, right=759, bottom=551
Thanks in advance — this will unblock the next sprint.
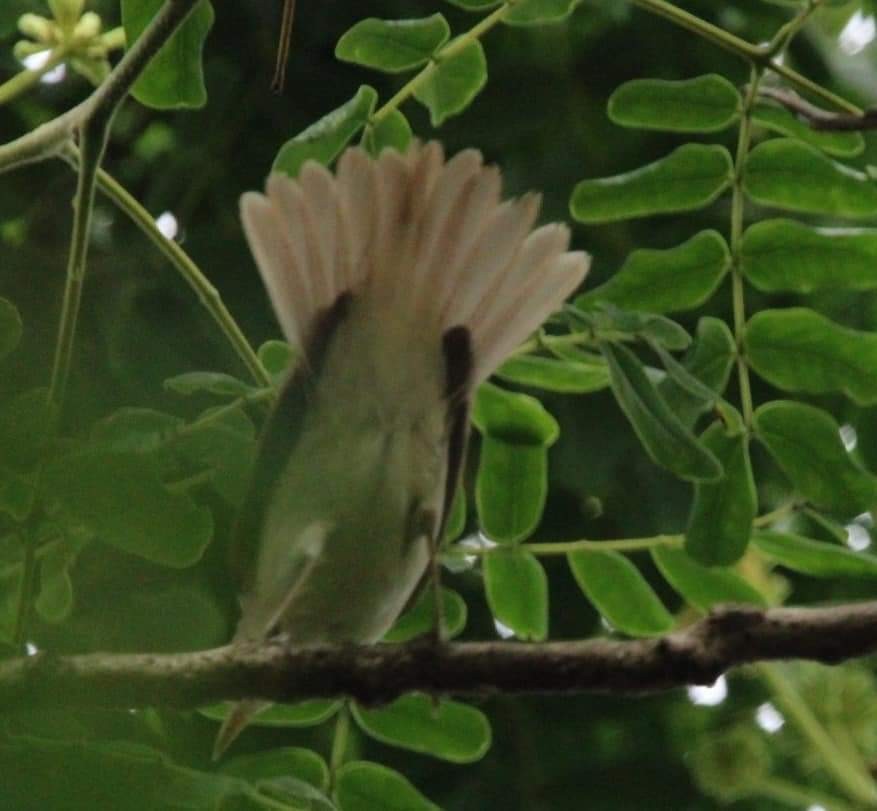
left=213, top=141, right=590, bottom=758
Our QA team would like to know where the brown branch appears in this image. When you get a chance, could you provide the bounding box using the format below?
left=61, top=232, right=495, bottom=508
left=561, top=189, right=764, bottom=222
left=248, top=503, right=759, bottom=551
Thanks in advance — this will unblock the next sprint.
left=758, top=85, right=877, bottom=131
left=3, top=602, right=877, bottom=712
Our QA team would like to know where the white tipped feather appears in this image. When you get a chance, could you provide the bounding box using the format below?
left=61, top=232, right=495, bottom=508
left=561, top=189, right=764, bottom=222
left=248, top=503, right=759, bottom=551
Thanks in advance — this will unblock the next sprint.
left=242, top=141, right=590, bottom=378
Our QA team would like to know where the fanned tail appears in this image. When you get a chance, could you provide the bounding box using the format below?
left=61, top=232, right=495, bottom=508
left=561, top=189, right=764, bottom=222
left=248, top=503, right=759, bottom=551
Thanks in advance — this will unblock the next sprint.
left=240, top=141, right=590, bottom=383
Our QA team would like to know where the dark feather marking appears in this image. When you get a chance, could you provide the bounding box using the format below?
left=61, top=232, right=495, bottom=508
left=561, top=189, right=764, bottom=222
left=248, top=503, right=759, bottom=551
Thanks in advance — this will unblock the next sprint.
left=437, top=326, right=473, bottom=543
left=229, top=293, right=353, bottom=594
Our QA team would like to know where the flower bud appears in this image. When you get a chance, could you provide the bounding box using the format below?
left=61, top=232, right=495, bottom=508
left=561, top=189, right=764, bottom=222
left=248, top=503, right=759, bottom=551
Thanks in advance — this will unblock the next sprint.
left=73, top=12, right=102, bottom=42
left=18, top=13, right=53, bottom=43
left=49, top=0, right=85, bottom=31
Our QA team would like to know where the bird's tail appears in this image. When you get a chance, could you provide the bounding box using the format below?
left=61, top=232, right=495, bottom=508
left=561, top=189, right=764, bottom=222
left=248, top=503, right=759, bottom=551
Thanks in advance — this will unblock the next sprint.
left=240, top=141, right=590, bottom=383
left=211, top=698, right=269, bottom=761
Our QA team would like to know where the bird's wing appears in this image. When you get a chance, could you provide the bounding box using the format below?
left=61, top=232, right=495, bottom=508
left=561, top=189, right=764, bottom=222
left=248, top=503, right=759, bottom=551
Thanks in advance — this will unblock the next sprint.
left=229, top=293, right=352, bottom=612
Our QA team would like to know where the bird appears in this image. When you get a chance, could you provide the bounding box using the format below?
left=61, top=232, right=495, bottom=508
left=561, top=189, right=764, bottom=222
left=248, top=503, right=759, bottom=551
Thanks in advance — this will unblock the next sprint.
left=212, top=140, right=590, bottom=758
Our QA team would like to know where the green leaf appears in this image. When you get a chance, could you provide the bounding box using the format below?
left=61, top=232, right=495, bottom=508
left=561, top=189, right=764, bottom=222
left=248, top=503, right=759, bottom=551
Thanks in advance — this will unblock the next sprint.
left=685, top=422, right=757, bottom=566
left=472, top=382, right=559, bottom=445
left=608, top=75, right=740, bottom=133
left=91, top=408, right=182, bottom=454
left=363, top=110, right=413, bottom=155
left=174, top=407, right=257, bottom=506
left=274, top=86, right=378, bottom=178
left=753, top=531, right=877, bottom=578
left=35, top=542, right=75, bottom=623
left=0, top=298, right=22, bottom=361
left=483, top=549, right=548, bottom=640
left=258, top=339, right=296, bottom=382
left=334, top=761, right=439, bottom=811
left=336, top=15, right=450, bottom=73
left=122, top=0, right=213, bottom=109
left=496, top=353, right=610, bottom=393
left=43, top=451, right=212, bottom=568
left=569, top=305, right=691, bottom=351
left=651, top=546, right=767, bottom=611
left=744, top=138, right=877, bottom=218
left=570, top=144, right=733, bottom=224
left=504, top=0, right=578, bottom=24
left=577, top=230, right=730, bottom=314
left=220, top=747, right=329, bottom=792
left=568, top=549, right=674, bottom=636
left=444, top=487, right=466, bottom=542
left=383, top=587, right=467, bottom=642
left=476, top=439, right=548, bottom=543
left=602, top=342, right=722, bottom=482
left=0, top=388, right=56, bottom=472
left=745, top=307, right=877, bottom=405
left=352, top=694, right=491, bottom=763
left=164, top=371, right=252, bottom=398
left=0, top=467, right=36, bottom=521
left=414, top=40, right=487, bottom=126
left=752, top=103, right=865, bottom=158
left=650, top=342, right=720, bottom=406
left=740, top=219, right=877, bottom=293
left=443, top=0, right=501, bottom=8
left=754, top=401, right=877, bottom=515
left=200, top=699, right=341, bottom=727
left=658, top=317, right=736, bottom=428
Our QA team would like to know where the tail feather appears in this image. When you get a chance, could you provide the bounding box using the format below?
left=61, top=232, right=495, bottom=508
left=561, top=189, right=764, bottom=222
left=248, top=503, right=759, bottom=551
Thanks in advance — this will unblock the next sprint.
left=212, top=699, right=269, bottom=761
left=241, top=138, right=590, bottom=386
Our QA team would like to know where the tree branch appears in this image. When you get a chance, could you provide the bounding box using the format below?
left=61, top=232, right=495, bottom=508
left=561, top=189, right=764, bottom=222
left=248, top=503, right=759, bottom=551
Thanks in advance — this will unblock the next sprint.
left=0, top=0, right=202, bottom=173
left=4, top=602, right=877, bottom=712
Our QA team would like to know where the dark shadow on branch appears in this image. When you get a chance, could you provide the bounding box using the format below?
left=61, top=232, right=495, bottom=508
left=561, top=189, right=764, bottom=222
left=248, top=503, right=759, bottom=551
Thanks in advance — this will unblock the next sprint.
left=3, top=601, right=877, bottom=712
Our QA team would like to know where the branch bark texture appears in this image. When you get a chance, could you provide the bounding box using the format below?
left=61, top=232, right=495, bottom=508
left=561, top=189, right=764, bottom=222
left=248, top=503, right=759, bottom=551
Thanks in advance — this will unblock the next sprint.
left=4, top=602, right=877, bottom=712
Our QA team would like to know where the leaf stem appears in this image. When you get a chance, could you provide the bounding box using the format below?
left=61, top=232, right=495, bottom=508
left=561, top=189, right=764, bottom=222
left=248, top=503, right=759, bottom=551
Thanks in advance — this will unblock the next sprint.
left=629, top=0, right=762, bottom=59
left=630, top=0, right=862, bottom=115
left=729, top=66, right=762, bottom=428
left=48, top=124, right=108, bottom=408
left=329, top=702, right=351, bottom=791
left=61, top=145, right=272, bottom=389
left=450, top=534, right=683, bottom=559
left=371, top=2, right=509, bottom=125
left=758, top=663, right=877, bottom=807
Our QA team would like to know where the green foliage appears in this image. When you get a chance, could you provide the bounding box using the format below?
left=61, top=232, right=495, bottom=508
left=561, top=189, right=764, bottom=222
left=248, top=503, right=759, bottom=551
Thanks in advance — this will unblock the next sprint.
left=602, top=342, right=722, bottom=482
left=483, top=548, right=548, bottom=640
left=351, top=694, right=491, bottom=763
left=567, top=549, right=674, bottom=636
left=274, top=86, right=378, bottom=177
left=685, top=420, right=757, bottom=565
left=382, top=587, right=467, bottom=642
left=745, top=307, right=877, bottom=404
left=334, top=761, right=439, bottom=811
left=200, top=700, right=342, bottom=728
left=741, top=218, right=877, bottom=292
left=577, top=230, right=730, bottom=314
left=751, top=103, right=864, bottom=157
left=570, top=143, right=733, bottom=223
left=413, top=41, right=487, bottom=126
left=754, top=401, right=877, bottom=516
left=744, top=138, right=877, bottom=217
left=608, top=75, right=740, bottom=133
left=121, top=0, right=213, bottom=109
left=336, top=16, right=450, bottom=73
left=651, top=546, right=767, bottom=611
